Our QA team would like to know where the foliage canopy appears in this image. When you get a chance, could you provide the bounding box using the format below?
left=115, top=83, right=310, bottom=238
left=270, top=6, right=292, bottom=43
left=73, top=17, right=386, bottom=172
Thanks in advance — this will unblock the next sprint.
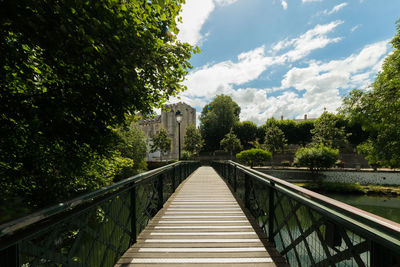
left=184, top=125, right=204, bottom=156
left=293, top=144, right=339, bottom=171
left=200, top=95, right=240, bottom=151
left=232, top=121, right=258, bottom=150
left=0, top=0, right=195, bottom=212
left=236, top=148, right=272, bottom=168
left=340, top=21, right=400, bottom=167
left=150, top=128, right=171, bottom=156
left=220, top=131, right=243, bottom=156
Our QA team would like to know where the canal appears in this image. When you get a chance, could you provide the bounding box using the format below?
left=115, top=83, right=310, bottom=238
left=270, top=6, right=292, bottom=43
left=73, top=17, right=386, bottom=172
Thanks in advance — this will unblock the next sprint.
left=325, top=193, right=400, bottom=223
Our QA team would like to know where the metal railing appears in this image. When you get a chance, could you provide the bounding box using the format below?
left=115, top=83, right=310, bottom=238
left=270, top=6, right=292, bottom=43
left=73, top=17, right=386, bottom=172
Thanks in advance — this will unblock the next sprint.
left=0, top=161, right=200, bottom=267
left=213, top=160, right=400, bottom=267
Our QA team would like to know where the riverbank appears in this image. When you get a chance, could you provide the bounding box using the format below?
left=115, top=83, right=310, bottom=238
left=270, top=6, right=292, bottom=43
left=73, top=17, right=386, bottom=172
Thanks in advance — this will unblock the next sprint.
left=295, top=181, right=400, bottom=196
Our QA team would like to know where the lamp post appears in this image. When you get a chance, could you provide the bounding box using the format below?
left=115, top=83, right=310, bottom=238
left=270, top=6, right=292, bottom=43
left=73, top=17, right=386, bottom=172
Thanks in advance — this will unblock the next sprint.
left=175, top=110, right=183, bottom=160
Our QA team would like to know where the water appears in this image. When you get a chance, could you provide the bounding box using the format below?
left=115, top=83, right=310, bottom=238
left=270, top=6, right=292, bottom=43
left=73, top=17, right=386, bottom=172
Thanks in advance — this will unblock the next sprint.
left=325, top=193, right=400, bottom=223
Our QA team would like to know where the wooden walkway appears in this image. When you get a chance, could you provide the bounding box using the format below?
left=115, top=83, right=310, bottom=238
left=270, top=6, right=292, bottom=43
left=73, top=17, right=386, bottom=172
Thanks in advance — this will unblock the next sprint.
left=116, top=167, right=287, bottom=266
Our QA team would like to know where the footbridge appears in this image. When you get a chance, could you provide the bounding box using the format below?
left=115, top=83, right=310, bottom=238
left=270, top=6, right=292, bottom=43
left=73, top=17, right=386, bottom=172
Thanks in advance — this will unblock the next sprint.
left=0, top=161, right=399, bottom=266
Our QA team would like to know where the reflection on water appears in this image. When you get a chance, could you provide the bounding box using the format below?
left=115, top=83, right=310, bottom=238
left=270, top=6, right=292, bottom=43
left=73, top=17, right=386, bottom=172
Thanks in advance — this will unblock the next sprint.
left=325, top=193, right=400, bottom=223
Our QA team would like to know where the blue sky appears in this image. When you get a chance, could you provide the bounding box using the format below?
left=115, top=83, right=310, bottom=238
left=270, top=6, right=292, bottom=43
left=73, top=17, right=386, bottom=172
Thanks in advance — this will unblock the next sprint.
left=171, top=0, right=400, bottom=125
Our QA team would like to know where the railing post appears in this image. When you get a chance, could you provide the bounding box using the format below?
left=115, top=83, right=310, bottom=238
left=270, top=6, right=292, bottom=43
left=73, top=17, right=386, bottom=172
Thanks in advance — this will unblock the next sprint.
left=268, top=182, right=275, bottom=243
left=233, top=167, right=237, bottom=192
left=371, top=241, right=394, bottom=267
left=244, top=174, right=250, bottom=209
left=157, top=174, right=164, bottom=210
left=0, top=244, right=20, bottom=267
left=171, top=166, right=176, bottom=191
left=130, top=186, right=137, bottom=245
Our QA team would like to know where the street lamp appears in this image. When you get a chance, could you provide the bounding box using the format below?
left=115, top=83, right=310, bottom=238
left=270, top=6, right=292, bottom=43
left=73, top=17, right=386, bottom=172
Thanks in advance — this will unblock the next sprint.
left=175, top=110, right=183, bottom=160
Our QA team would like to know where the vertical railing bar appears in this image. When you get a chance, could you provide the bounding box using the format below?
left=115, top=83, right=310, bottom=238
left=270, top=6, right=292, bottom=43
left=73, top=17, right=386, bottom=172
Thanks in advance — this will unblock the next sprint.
left=172, top=166, right=176, bottom=192
left=268, top=181, right=275, bottom=244
left=157, top=174, right=164, bottom=210
left=244, top=174, right=250, bottom=209
left=130, top=186, right=136, bottom=245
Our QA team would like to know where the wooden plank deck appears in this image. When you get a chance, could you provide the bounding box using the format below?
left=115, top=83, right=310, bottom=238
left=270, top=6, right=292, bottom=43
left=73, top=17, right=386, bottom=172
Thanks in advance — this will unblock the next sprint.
left=115, top=166, right=287, bottom=266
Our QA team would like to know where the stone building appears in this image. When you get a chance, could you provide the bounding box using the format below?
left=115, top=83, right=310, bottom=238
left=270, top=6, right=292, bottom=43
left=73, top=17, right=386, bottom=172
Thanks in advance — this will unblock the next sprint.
left=137, top=102, right=196, bottom=160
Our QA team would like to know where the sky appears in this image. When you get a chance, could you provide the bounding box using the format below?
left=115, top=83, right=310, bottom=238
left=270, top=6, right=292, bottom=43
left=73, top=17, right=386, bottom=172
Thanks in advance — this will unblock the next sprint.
left=169, top=0, right=400, bottom=125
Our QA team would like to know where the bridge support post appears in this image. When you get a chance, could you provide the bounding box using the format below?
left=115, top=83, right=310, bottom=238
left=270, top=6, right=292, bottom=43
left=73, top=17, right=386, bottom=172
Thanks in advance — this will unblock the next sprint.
left=268, top=182, right=275, bottom=243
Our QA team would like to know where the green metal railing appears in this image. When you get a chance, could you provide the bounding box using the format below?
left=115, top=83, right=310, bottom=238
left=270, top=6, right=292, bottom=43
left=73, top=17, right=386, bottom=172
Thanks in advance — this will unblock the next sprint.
left=0, top=161, right=200, bottom=267
left=213, top=160, right=400, bottom=267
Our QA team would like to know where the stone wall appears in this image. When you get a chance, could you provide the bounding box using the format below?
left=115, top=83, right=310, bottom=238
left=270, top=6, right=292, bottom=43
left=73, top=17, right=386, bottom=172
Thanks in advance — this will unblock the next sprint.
left=254, top=168, right=400, bottom=185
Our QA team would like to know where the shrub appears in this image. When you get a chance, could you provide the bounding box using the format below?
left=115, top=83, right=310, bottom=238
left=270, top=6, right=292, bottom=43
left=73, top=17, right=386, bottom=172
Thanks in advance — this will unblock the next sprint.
left=293, top=145, right=339, bottom=171
left=236, top=148, right=272, bottom=168
left=181, top=150, right=193, bottom=160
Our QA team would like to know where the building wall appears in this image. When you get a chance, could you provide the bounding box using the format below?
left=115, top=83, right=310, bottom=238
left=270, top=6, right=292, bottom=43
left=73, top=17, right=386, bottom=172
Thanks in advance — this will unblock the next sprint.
left=138, top=102, right=196, bottom=160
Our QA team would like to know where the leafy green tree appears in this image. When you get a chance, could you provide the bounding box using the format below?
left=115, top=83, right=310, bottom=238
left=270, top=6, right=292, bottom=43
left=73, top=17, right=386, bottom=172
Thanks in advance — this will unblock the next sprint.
left=295, top=120, right=315, bottom=145
left=276, top=120, right=297, bottom=144
left=220, top=131, right=243, bottom=156
left=311, top=112, right=349, bottom=149
left=340, top=21, right=400, bottom=167
left=184, top=125, right=204, bottom=156
left=200, top=95, right=240, bottom=151
left=356, top=140, right=381, bottom=170
left=293, top=144, right=339, bottom=171
left=264, top=125, right=287, bottom=155
left=236, top=149, right=272, bottom=168
left=232, top=121, right=258, bottom=149
left=114, top=123, right=148, bottom=173
left=0, top=0, right=195, bottom=210
left=151, top=128, right=172, bottom=160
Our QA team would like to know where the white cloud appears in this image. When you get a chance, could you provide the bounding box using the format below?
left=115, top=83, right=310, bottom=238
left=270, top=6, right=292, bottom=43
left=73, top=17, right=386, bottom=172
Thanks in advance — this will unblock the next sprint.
left=177, top=0, right=238, bottom=45
left=215, top=0, right=238, bottom=6
left=281, top=0, right=288, bottom=10
left=351, top=24, right=361, bottom=32
left=178, top=21, right=346, bottom=123
left=180, top=39, right=389, bottom=125
left=321, top=2, right=348, bottom=16
left=302, top=0, right=323, bottom=2
left=274, top=20, right=343, bottom=61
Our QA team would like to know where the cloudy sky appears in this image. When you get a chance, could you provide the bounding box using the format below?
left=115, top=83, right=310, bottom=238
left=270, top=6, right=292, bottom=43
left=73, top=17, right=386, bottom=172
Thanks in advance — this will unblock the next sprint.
left=170, top=0, right=400, bottom=125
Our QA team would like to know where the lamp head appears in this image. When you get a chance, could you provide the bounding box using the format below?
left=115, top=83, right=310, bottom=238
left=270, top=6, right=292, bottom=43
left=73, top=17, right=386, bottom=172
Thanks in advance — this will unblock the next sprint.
left=175, top=110, right=183, bottom=123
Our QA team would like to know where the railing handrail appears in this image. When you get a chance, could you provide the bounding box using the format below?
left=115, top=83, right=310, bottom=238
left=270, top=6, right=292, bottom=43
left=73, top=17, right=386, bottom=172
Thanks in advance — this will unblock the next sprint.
left=0, top=161, right=193, bottom=238
left=224, top=160, right=400, bottom=249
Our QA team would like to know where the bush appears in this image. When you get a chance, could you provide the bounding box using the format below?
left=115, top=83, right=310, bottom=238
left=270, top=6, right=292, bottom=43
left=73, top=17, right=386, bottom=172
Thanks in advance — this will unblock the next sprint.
left=181, top=150, right=193, bottom=160
left=293, top=145, right=339, bottom=171
left=236, top=148, right=272, bottom=168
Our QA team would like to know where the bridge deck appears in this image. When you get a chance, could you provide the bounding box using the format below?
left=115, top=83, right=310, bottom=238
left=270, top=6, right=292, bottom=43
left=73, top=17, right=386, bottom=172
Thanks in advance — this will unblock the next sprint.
left=115, top=166, right=287, bottom=266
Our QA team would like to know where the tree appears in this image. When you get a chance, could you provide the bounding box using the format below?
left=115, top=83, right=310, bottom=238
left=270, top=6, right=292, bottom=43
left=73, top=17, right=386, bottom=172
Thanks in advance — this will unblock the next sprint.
left=276, top=120, right=297, bottom=144
left=293, top=144, right=339, bottom=172
left=151, top=128, right=172, bottom=159
left=114, top=123, right=148, bottom=173
left=236, top=149, right=272, bottom=168
left=184, top=125, right=204, bottom=156
left=232, top=121, right=258, bottom=149
left=295, top=120, right=315, bottom=145
left=264, top=125, right=287, bottom=155
left=0, top=0, right=195, bottom=210
left=311, top=112, right=349, bottom=149
left=220, top=131, right=243, bottom=156
left=340, top=21, right=400, bottom=167
left=200, top=95, right=240, bottom=151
